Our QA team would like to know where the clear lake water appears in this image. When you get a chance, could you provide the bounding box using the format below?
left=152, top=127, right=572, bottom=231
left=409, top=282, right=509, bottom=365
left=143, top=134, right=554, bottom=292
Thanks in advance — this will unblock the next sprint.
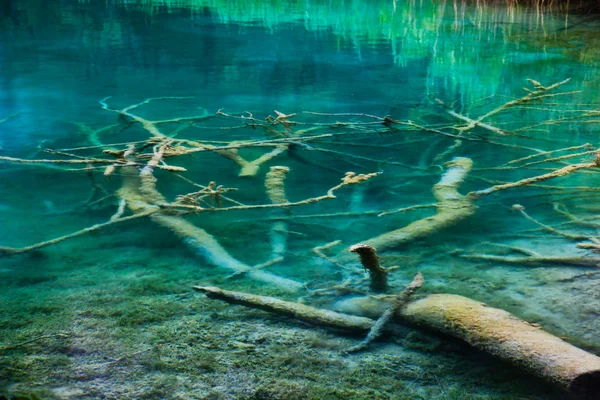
left=2, top=1, right=600, bottom=399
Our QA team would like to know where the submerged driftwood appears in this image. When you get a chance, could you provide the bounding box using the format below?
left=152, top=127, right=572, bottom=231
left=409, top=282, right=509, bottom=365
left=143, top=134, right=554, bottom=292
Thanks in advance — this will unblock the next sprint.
left=342, top=155, right=599, bottom=263
left=401, top=294, right=600, bottom=397
left=194, top=286, right=600, bottom=399
left=359, top=157, right=476, bottom=253
left=119, top=163, right=305, bottom=292
left=193, top=285, right=375, bottom=331
left=347, top=272, right=424, bottom=353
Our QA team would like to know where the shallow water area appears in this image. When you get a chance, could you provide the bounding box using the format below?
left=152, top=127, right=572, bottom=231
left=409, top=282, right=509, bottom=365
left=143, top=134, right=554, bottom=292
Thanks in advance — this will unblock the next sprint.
left=2, top=1, right=600, bottom=399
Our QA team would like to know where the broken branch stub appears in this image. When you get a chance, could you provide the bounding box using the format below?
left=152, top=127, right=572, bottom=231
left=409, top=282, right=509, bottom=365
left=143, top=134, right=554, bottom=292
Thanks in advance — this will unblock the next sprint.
left=349, top=244, right=388, bottom=293
left=265, top=166, right=290, bottom=259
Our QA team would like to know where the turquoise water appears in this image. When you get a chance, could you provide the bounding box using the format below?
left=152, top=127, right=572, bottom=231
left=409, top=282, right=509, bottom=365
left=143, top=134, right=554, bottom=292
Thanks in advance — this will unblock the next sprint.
left=2, top=1, right=600, bottom=398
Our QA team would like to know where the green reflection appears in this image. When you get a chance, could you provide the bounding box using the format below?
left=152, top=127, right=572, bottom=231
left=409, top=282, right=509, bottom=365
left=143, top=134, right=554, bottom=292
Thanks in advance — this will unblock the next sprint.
left=5, top=0, right=600, bottom=105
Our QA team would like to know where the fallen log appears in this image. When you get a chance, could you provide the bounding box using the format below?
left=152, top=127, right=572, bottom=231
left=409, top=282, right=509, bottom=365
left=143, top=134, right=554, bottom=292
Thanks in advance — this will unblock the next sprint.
left=194, top=286, right=600, bottom=399
left=193, top=285, right=374, bottom=331
left=403, top=294, right=600, bottom=397
left=118, top=154, right=304, bottom=292
left=344, top=156, right=598, bottom=258
left=359, top=157, right=476, bottom=253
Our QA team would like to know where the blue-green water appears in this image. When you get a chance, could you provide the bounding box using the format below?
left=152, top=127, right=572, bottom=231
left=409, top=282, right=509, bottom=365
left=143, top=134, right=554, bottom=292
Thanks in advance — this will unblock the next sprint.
left=2, top=1, right=600, bottom=399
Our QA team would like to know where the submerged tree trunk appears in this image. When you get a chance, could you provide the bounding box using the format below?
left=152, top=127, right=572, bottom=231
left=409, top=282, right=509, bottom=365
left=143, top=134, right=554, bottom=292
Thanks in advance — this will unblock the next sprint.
left=402, top=294, right=600, bottom=398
